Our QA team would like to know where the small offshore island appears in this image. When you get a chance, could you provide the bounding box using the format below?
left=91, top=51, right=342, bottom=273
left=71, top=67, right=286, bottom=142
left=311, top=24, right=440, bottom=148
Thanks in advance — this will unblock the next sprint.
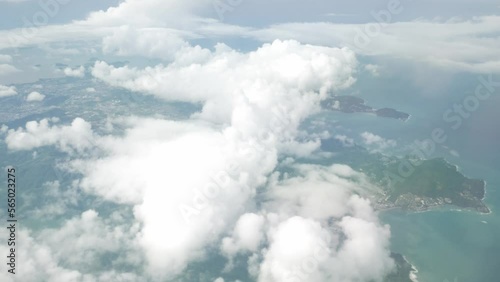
left=320, top=138, right=490, bottom=214
left=321, top=95, right=410, bottom=121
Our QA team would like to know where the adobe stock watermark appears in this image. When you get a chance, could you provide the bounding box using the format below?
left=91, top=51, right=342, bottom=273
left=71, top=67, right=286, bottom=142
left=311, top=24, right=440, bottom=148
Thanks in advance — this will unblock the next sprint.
left=178, top=169, right=235, bottom=224
left=212, top=0, right=244, bottom=21
left=443, top=74, right=499, bottom=130
left=383, top=74, right=499, bottom=186
left=8, top=0, right=72, bottom=47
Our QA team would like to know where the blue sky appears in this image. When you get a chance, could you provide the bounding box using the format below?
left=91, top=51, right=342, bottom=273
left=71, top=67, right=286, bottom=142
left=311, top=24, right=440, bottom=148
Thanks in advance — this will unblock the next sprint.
left=0, top=0, right=498, bottom=29
left=0, top=0, right=121, bottom=29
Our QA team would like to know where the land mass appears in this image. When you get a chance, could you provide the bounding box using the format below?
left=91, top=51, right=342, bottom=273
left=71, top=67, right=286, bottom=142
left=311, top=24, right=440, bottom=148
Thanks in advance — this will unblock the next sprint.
left=321, top=95, right=410, bottom=121
left=320, top=138, right=490, bottom=213
left=385, top=253, right=417, bottom=282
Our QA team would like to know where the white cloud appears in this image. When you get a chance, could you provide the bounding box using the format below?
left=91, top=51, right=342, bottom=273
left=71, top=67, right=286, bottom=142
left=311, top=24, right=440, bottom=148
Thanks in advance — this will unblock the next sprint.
left=265, top=164, right=378, bottom=221
left=102, top=26, right=193, bottom=60
left=258, top=214, right=393, bottom=282
left=2, top=31, right=396, bottom=281
left=0, top=64, right=20, bottom=75
left=0, top=54, right=12, bottom=63
left=257, top=164, right=392, bottom=282
left=63, top=66, right=85, bottom=77
left=249, top=17, right=500, bottom=73
left=92, top=39, right=357, bottom=124
left=0, top=84, right=17, bottom=97
left=221, top=213, right=266, bottom=257
left=0, top=1, right=493, bottom=281
left=68, top=117, right=276, bottom=278
left=38, top=209, right=137, bottom=270
left=365, top=64, right=380, bottom=76
left=0, top=230, right=84, bottom=282
left=0, top=211, right=142, bottom=282
left=258, top=216, right=333, bottom=282
left=83, top=0, right=213, bottom=27
left=334, top=215, right=394, bottom=281
left=335, top=134, right=354, bottom=147
left=0, top=0, right=497, bottom=74
left=361, top=131, right=397, bottom=151
left=26, top=91, right=45, bottom=102
left=5, top=118, right=95, bottom=153
left=4, top=39, right=361, bottom=280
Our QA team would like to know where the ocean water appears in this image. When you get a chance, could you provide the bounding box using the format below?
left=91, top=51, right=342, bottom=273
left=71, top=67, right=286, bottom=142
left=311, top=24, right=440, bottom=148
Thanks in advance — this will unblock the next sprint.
left=334, top=67, right=500, bottom=282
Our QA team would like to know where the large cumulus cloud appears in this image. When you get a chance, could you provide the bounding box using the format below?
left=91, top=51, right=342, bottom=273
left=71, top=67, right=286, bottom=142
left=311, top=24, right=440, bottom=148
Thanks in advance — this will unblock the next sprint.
left=4, top=39, right=396, bottom=281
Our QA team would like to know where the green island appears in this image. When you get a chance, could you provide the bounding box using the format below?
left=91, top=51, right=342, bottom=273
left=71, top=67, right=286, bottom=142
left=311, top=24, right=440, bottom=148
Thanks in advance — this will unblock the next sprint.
left=321, top=95, right=410, bottom=121
left=319, top=138, right=490, bottom=214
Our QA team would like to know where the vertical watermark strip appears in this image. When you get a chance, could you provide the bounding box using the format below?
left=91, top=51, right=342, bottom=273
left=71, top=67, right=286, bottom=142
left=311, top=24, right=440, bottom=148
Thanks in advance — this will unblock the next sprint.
left=6, top=166, right=16, bottom=275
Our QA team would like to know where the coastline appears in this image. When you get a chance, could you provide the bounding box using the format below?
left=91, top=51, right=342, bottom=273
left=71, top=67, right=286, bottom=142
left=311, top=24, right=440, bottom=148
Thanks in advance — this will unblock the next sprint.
left=377, top=203, right=493, bottom=215
left=405, top=255, right=419, bottom=282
